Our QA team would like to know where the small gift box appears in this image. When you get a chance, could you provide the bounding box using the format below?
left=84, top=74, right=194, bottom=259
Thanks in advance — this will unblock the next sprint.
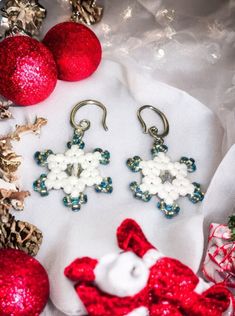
left=203, top=215, right=235, bottom=291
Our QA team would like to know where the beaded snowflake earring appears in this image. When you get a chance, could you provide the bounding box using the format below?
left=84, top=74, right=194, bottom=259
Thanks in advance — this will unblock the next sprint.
left=33, top=100, right=113, bottom=211
left=127, top=105, right=204, bottom=218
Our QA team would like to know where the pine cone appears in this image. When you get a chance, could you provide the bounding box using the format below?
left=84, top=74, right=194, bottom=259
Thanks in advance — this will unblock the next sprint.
left=0, top=149, right=21, bottom=173
left=70, top=0, right=103, bottom=25
left=0, top=206, right=43, bottom=256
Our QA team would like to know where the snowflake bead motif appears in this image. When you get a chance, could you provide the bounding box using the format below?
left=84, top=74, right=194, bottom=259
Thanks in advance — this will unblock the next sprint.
left=127, top=139, right=204, bottom=218
left=127, top=106, right=205, bottom=218
left=33, top=100, right=113, bottom=212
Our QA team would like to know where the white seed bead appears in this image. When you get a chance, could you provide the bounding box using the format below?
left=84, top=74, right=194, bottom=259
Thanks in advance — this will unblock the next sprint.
left=77, top=156, right=85, bottom=163
left=163, top=183, right=173, bottom=193
left=157, top=152, right=165, bottom=159
left=80, top=170, right=91, bottom=178
left=179, top=169, right=187, bottom=177
left=179, top=187, right=188, bottom=196
left=163, top=155, right=170, bottom=163
left=158, top=190, right=168, bottom=200
left=94, top=152, right=101, bottom=159
left=69, top=176, right=79, bottom=185
left=149, top=185, right=158, bottom=195
left=147, top=161, right=155, bottom=169
left=165, top=197, right=174, bottom=205
left=72, top=181, right=85, bottom=193
left=47, top=172, right=57, bottom=180
left=172, top=179, right=180, bottom=187
left=153, top=177, right=161, bottom=185
left=180, top=178, right=190, bottom=186
left=47, top=155, right=56, bottom=162
left=139, top=161, right=145, bottom=168
left=153, top=157, right=161, bottom=164
left=54, top=181, right=62, bottom=190
left=139, top=184, right=148, bottom=192
left=179, top=163, right=187, bottom=171
left=45, top=179, right=53, bottom=189
left=142, top=167, right=151, bottom=176
left=61, top=179, right=69, bottom=188
left=92, top=169, right=99, bottom=177
left=152, top=168, right=160, bottom=176
left=64, top=185, right=73, bottom=194
left=187, top=184, right=195, bottom=195
left=56, top=167, right=66, bottom=174
left=169, top=191, right=179, bottom=200
left=169, top=169, right=176, bottom=177
left=65, top=148, right=83, bottom=157
left=86, top=178, right=96, bottom=186
left=57, top=172, right=67, bottom=180
left=167, top=162, right=174, bottom=170
left=95, top=176, right=103, bottom=184
left=55, top=154, right=65, bottom=162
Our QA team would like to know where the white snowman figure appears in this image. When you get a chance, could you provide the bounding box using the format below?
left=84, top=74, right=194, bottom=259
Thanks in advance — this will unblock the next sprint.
left=65, top=219, right=234, bottom=316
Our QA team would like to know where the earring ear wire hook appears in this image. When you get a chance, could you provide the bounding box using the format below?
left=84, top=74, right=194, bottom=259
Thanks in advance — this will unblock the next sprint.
left=70, top=99, right=108, bottom=132
left=137, top=105, right=169, bottom=139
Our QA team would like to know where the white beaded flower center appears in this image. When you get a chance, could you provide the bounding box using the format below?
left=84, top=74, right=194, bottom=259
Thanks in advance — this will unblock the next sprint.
left=139, top=152, right=194, bottom=205
left=44, top=145, right=103, bottom=198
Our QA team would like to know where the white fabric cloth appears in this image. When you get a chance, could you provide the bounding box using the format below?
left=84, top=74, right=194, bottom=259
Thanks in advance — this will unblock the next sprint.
left=0, top=60, right=228, bottom=315
left=1, top=0, right=235, bottom=314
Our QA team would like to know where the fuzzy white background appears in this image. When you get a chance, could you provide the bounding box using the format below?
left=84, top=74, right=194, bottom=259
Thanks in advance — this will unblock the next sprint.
left=1, top=0, right=235, bottom=315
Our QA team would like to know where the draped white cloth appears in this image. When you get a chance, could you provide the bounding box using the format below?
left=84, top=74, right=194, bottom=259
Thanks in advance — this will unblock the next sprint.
left=1, top=0, right=235, bottom=314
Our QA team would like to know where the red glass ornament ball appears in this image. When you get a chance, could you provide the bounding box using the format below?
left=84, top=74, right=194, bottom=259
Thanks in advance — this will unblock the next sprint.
left=0, top=36, right=57, bottom=106
left=0, top=249, right=49, bottom=316
left=43, top=22, right=102, bottom=81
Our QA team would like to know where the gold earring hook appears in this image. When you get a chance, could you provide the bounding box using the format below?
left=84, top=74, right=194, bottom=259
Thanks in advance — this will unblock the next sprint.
left=70, top=99, right=108, bottom=132
left=137, top=105, right=169, bottom=139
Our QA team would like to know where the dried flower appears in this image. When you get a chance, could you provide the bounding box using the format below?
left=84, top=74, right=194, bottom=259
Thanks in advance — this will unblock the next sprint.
left=0, top=0, right=46, bottom=38
left=0, top=186, right=30, bottom=211
left=70, top=0, right=103, bottom=25
left=0, top=117, right=47, bottom=182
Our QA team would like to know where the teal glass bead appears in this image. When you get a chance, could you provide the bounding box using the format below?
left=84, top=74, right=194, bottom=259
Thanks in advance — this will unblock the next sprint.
left=95, top=177, right=113, bottom=193
left=189, top=182, right=204, bottom=203
left=33, top=174, right=49, bottom=196
left=130, top=181, right=151, bottom=202
left=151, top=143, right=168, bottom=156
left=34, top=150, right=53, bottom=166
left=180, top=157, right=196, bottom=173
left=63, top=193, right=88, bottom=211
left=67, top=139, right=85, bottom=149
left=157, top=201, right=180, bottom=218
left=94, top=148, right=111, bottom=165
left=67, top=130, right=85, bottom=149
left=126, top=156, right=142, bottom=172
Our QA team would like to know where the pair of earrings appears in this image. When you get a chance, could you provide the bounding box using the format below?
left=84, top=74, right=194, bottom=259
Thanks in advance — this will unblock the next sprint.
left=33, top=100, right=204, bottom=218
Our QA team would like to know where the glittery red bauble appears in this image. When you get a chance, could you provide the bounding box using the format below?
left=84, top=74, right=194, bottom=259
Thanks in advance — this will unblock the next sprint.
left=0, top=36, right=57, bottom=106
left=0, top=249, right=49, bottom=316
left=43, top=22, right=102, bottom=81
